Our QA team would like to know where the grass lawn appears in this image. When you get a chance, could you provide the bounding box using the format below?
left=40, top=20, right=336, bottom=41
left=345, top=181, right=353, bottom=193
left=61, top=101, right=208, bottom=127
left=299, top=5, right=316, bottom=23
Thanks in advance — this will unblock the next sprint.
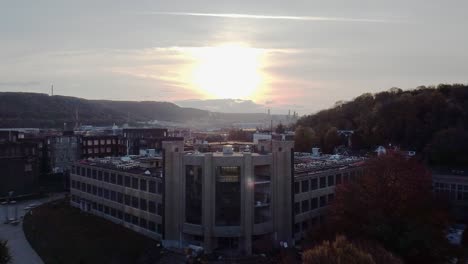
left=23, top=199, right=161, bottom=264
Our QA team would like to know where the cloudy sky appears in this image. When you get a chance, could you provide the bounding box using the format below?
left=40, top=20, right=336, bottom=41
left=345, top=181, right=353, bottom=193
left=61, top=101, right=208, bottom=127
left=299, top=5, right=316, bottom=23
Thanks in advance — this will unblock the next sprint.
left=1, top=0, right=467, bottom=114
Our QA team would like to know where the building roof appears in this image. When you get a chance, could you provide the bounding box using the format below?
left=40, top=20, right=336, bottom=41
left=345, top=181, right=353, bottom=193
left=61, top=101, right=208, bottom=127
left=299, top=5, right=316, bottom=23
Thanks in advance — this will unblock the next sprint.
left=76, top=156, right=163, bottom=178
left=294, top=153, right=366, bottom=176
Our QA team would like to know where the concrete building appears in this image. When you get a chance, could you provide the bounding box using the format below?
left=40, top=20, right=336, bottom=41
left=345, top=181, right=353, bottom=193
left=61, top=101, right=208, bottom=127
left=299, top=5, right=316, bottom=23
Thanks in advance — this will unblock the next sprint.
left=70, top=156, right=164, bottom=240
left=70, top=139, right=366, bottom=256
left=123, top=128, right=169, bottom=155
left=0, top=141, right=40, bottom=198
left=162, top=140, right=294, bottom=255
left=47, top=133, right=81, bottom=174
left=81, top=135, right=126, bottom=159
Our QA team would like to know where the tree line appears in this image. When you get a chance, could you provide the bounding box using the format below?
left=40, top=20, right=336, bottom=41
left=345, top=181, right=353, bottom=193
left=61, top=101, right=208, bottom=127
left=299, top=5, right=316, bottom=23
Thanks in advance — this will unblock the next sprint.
left=295, top=84, right=468, bottom=167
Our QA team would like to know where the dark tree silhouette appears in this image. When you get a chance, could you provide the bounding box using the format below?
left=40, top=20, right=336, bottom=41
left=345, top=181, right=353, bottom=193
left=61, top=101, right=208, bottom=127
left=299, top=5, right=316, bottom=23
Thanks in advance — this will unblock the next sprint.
left=323, top=154, right=452, bottom=263
left=0, top=240, right=12, bottom=264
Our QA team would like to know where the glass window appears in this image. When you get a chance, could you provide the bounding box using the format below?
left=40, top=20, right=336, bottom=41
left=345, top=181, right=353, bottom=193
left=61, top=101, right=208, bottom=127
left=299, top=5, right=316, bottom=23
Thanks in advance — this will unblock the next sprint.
left=149, top=181, right=156, bottom=193
left=320, top=177, right=326, bottom=188
left=301, top=180, right=309, bottom=192
left=132, top=196, right=139, bottom=208
left=124, top=176, right=131, bottom=187
left=140, top=198, right=147, bottom=211
left=124, top=195, right=131, bottom=206
left=294, top=182, right=300, bottom=194
left=328, top=175, right=335, bottom=187
left=148, top=201, right=156, bottom=214
left=320, top=196, right=326, bottom=207
left=336, top=174, right=342, bottom=185
left=185, top=165, right=203, bottom=224
left=157, top=203, right=163, bottom=216
left=104, top=172, right=109, bottom=182
left=149, top=221, right=156, bottom=232
left=294, top=202, right=300, bottom=215
left=110, top=173, right=116, bottom=184
left=158, top=182, right=163, bottom=194
left=215, top=166, right=241, bottom=226
left=117, top=174, right=123, bottom=185
left=311, top=197, right=318, bottom=210
left=310, top=178, right=318, bottom=190
left=117, top=192, right=123, bottom=203
left=302, top=200, right=310, bottom=213
left=132, top=177, right=139, bottom=189
left=140, top=179, right=147, bottom=191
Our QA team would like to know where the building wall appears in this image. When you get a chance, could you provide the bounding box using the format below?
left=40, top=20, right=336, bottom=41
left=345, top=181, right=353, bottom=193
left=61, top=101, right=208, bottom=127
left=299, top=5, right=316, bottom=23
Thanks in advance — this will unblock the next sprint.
left=81, top=136, right=125, bottom=159
left=70, top=164, right=164, bottom=239
left=293, top=167, right=363, bottom=242
left=433, top=173, right=468, bottom=221
left=162, top=140, right=294, bottom=255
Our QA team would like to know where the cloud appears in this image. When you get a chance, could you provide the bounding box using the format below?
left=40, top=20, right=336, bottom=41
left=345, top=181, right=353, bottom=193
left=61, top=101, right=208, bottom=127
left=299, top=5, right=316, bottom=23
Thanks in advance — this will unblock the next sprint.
left=146, top=12, right=394, bottom=23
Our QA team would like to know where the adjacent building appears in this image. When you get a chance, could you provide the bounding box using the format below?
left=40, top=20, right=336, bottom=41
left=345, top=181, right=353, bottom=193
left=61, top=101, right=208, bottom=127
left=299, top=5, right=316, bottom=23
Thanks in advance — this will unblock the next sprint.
left=81, top=135, right=126, bottom=159
left=0, top=141, right=40, bottom=197
left=433, top=168, right=468, bottom=221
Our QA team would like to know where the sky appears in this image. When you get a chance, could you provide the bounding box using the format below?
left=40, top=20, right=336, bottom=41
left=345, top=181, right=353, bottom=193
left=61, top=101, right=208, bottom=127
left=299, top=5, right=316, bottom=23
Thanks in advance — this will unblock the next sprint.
left=1, top=0, right=468, bottom=114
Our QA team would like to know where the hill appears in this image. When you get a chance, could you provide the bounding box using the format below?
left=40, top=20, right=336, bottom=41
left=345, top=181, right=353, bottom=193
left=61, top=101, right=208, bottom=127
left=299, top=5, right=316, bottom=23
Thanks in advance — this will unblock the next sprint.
left=0, top=92, right=210, bottom=128
left=296, top=84, right=468, bottom=166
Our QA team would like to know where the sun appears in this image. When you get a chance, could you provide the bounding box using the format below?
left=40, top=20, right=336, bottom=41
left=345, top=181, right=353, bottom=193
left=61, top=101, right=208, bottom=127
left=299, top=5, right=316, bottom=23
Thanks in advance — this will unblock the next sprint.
left=188, top=44, right=265, bottom=99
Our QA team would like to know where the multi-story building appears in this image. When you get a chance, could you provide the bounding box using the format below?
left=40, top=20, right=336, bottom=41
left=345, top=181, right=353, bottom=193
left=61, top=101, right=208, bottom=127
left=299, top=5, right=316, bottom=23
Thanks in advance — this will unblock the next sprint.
left=70, top=139, right=365, bottom=256
left=292, top=154, right=365, bottom=242
left=80, top=135, right=126, bottom=159
left=123, top=128, right=168, bottom=155
left=0, top=141, right=40, bottom=197
left=432, top=168, right=468, bottom=221
left=70, top=156, right=164, bottom=240
left=47, top=132, right=81, bottom=174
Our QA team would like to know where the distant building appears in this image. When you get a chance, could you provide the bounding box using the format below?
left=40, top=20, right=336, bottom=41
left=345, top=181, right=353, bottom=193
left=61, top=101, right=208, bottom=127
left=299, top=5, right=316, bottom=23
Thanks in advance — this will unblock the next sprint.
left=47, top=133, right=81, bottom=174
left=433, top=168, right=468, bottom=221
left=123, top=128, right=181, bottom=155
left=0, top=141, right=40, bottom=197
left=81, top=135, right=126, bottom=159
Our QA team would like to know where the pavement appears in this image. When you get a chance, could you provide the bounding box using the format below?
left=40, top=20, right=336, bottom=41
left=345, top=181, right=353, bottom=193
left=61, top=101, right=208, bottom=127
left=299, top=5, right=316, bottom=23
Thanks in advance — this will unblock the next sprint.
left=0, top=193, right=66, bottom=264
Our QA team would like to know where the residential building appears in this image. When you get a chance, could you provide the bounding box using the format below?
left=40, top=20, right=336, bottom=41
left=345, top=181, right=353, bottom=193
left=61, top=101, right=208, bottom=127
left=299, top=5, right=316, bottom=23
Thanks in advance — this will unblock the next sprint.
left=81, top=135, right=126, bottom=159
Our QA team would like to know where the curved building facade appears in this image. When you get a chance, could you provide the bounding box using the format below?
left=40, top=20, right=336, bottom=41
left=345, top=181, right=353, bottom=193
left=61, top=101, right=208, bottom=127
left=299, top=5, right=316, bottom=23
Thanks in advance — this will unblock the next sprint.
left=162, top=140, right=294, bottom=255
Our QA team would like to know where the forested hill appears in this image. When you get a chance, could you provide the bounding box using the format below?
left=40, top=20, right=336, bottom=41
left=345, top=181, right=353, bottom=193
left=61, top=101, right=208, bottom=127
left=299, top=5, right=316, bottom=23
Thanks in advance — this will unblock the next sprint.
left=296, top=84, right=468, bottom=166
left=0, top=92, right=210, bottom=128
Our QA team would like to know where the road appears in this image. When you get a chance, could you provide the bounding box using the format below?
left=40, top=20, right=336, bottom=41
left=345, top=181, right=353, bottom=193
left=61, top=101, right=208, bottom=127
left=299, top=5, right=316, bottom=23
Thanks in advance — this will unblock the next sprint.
left=0, top=193, right=66, bottom=264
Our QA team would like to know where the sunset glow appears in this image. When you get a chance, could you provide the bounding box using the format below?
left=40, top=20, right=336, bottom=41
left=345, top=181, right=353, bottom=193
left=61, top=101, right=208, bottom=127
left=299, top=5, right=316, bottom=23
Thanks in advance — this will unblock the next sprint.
left=188, top=44, right=266, bottom=99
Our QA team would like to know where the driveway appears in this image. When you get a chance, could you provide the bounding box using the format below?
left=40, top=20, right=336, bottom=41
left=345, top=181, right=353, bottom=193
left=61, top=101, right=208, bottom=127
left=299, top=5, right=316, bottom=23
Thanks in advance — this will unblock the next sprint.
left=0, top=193, right=66, bottom=264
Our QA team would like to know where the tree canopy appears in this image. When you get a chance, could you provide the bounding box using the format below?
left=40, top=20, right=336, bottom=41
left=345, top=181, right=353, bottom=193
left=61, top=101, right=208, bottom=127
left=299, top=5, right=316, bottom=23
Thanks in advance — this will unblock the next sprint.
left=296, top=84, right=468, bottom=165
left=321, top=154, right=452, bottom=263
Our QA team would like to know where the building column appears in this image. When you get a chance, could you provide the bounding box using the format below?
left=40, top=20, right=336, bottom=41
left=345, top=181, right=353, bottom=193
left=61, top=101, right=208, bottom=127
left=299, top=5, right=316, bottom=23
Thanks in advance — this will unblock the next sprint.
left=203, top=153, right=214, bottom=253
left=243, top=153, right=253, bottom=255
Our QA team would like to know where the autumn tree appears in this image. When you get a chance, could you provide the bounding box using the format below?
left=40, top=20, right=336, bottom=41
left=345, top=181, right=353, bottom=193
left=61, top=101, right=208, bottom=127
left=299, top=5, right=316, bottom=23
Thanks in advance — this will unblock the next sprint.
left=325, top=154, right=452, bottom=263
left=275, top=123, right=285, bottom=134
left=303, top=235, right=402, bottom=264
left=294, top=126, right=319, bottom=152
left=0, top=240, right=12, bottom=264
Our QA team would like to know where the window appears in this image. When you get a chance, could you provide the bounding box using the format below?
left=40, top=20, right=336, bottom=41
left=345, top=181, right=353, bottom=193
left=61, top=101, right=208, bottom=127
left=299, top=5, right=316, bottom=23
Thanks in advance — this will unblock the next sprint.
left=157, top=203, right=163, bottom=216
left=110, top=191, right=116, bottom=201
left=117, top=192, right=123, bottom=203
left=92, top=186, right=97, bottom=195
left=140, top=198, right=147, bottom=211
left=310, top=178, right=318, bottom=190
left=140, top=179, right=147, bottom=191
left=86, top=184, right=91, bottom=193
left=336, top=174, right=342, bottom=185
left=328, top=193, right=335, bottom=203
left=86, top=168, right=91, bottom=177
left=110, top=173, right=116, bottom=184
left=104, top=172, right=109, bottom=182
left=302, top=200, right=310, bottom=213
left=98, top=171, right=103, bottom=181
left=92, top=169, right=97, bottom=179
left=320, top=177, right=326, bottom=188
left=328, top=175, right=334, bottom=187
left=124, top=213, right=131, bottom=223
left=124, top=176, right=131, bottom=187
left=311, top=197, right=318, bottom=210
left=301, top=180, right=309, bottom=192
left=117, top=210, right=123, bottom=220
left=294, top=202, right=300, bottom=215
left=320, top=196, right=327, bottom=207
left=124, top=195, right=131, bottom=206
left=149, top=181, right=156, bottom=193
left=97, top=187, right=103, bottom=197
left=104, top=206, right=109, bottom=214
left=132, top=177, right=139, bottom=189
left=140, top=218, right=147, bottom=228
left=117, top=174, right=123, bottom=185
left=132, top=216, right=139, bottom=225
left=103, top=189, right=109, bottom=199
left=132, top=196, right=139, bottom=208
left=149, top=221, right=156, bottom=232
left=294, top=182, right=300, bottom=194
left=110, top=208, right=116, bottom=217
left=157, top=224, right=163, bottom=234
left=158, top=182, right=163, bottom=194
left=148, top=201, right=156, bottom=213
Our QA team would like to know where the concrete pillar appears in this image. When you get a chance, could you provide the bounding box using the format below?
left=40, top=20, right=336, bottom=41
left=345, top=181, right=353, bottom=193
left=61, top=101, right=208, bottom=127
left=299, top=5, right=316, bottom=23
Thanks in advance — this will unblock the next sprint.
left=242, top=153, right=253, bottom=255
left=203, top=153, right=214, bottom=253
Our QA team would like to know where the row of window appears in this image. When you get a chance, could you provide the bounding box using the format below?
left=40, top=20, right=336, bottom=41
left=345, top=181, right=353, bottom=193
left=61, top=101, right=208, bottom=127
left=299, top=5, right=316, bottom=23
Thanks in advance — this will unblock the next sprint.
left=72, top=166, right=162, bottom=194
left=83, top=139, right=117, bottom=146
left=434, top=182, right=468, bottom=201
left=71, top=195, right=162, bottom=234
left=294, top=171, right=358, bottom=194
left=293, top=215, right=325, bottom=236
left=294, top=194, right=334, bottom=215
left=71, top=180, right=163, bottom=215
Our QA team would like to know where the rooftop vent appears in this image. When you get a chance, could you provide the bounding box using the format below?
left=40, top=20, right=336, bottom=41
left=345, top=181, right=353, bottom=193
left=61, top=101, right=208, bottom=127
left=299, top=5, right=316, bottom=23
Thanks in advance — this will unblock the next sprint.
left=223, top=145, right=234, bottom=155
